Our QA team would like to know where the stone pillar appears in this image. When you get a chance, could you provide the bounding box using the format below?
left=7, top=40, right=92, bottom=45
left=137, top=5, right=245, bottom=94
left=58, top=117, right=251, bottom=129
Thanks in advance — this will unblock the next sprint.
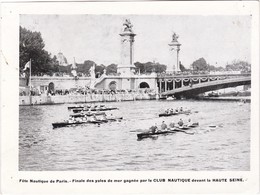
left=168, top=32, right=181, bottom=74
left=118, top=19, right=136, bottom=77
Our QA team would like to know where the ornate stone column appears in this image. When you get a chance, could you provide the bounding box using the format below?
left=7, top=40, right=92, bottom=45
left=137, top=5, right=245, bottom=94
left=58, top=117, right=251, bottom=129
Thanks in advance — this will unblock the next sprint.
left=168, top=32, right=181, bottom=73
left=118, top=19, right=136, bottom=77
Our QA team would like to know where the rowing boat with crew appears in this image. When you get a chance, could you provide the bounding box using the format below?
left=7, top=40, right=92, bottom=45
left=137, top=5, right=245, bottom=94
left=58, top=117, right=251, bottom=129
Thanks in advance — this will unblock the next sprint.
left=72, top=107, right=118, bottom=113
left=137, top=123, right=199, bottom=139
left=159, top=110, right=191, bottom=117
left=70, top=112, right=105, bottom=118
left=52, top=117, right=123, bottom=129
left=68, top=104, right=105, bottom=110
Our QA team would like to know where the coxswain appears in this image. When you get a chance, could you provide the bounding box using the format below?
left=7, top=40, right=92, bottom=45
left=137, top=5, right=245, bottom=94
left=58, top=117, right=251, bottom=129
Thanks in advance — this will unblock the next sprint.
left=161, top=121, right=168, bottom=131
left=68, top=116, right=73, bottom=123
left=178, top=118, right=184, bottom=127
left=93, top=114, right=97, bottom=121
left=187, top=118, right=193, bottom=126
left=82, top=115, right=87, bottom=122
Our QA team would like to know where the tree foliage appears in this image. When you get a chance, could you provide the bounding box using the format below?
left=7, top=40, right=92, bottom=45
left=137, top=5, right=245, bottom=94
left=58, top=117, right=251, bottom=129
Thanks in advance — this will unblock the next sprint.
left=225, top=60, right=251, bottom=72
left=179, top=62, right=186, bottom=72
left=190, top=58, right=209, bottom=71
left=134, top=62, right=166, bottom=74
left=20, top=26, right=54, bottom=75
left=106, top=64, right=118, bottom=75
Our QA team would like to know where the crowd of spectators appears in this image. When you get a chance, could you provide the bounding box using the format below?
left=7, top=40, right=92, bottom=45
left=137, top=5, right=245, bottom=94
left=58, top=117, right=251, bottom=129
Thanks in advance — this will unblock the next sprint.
left=20, top=87, right=156, bottom=97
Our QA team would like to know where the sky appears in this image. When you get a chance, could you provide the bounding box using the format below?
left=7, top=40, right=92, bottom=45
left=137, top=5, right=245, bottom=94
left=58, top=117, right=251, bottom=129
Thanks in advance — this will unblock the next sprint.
left=20, top=15, right=251, bottom=69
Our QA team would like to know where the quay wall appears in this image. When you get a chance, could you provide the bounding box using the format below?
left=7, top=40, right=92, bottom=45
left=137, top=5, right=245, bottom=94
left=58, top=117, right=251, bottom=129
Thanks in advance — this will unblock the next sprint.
left=19, top=93, right=157, bottom=105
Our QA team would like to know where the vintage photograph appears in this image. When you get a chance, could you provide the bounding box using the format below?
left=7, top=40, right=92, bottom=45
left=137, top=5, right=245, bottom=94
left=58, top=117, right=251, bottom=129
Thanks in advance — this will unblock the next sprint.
left=18, top=14, right=252, bottom=171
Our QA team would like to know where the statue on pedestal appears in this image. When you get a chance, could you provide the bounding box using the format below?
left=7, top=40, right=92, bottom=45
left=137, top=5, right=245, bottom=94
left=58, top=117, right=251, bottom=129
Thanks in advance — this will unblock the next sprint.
left=172, top=32, right=179, bottom=42
left=89, top=64, right=96, bottom=89
left=123, top=19, right=133, bottom=33
left=90, top=64, right=95, bottom=79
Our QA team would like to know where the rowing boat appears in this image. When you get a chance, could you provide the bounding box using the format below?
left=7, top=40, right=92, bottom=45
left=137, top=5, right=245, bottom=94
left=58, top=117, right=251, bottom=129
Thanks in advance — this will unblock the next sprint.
left=68, top=104, right=105, bottom=110
left=159, top=110, right=191, bottom=117
left=72, top=107, right=118, bottom=113
left=137, top=130, right=177, bottom=139
left=137, top=123, right=199, bottom=139
left=70, top=112, right=105, bottom=118
left=52, top=117, right=123, bottom=129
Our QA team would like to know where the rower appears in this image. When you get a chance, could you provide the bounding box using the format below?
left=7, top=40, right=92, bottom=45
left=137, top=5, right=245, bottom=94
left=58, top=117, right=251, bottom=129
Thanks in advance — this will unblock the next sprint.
left=175, top=108, right=179, bottom=113
left=187, top=118, right=193, bottom=126
left=161, top=121, right=168, bottom=131
left=169, top=122, right=175, bottom=128
left=149, top=123, right=158, bottom=133
left=93, top=114, right=97, bottom=121
left=178, top=118, right=184, bottom=127
left=180, top=107, right=183, bottom=112
left=68, top=116, right=73, bottom=123
left=102, top=113, right=107, bottom=120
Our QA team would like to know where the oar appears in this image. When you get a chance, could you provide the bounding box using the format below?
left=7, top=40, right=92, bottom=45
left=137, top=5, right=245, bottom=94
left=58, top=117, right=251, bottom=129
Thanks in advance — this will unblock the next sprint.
left=172, top=129, right=194, bottom=135
left=168, top=128, right=194, bottom=135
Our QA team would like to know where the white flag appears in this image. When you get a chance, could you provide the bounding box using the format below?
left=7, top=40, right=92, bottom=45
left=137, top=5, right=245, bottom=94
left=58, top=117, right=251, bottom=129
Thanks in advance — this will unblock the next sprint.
left=23, top=61, right=30, bottom=71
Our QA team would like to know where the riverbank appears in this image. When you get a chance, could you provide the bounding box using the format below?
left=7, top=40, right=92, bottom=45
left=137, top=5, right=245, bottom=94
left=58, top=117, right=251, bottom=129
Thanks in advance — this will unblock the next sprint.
left=19, top=93, right=158, bottom=105
left=196, top=96, right=251, bottom=103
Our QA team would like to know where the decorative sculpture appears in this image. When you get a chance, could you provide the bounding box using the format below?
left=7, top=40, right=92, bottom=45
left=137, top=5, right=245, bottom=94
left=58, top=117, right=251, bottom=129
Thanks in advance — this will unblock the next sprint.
left=90, top=64, right=95, bottom=79
left=123, top=19, right=133, bottom=32
left=172, top=32, right=179, bottom=42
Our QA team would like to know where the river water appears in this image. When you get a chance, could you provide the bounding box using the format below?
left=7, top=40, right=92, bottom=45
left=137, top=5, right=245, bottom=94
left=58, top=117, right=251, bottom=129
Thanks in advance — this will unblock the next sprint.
left=19, top=100, right=250, bottom=171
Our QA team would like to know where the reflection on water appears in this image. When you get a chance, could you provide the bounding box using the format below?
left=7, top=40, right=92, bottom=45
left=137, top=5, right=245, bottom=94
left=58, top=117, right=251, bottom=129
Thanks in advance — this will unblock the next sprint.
left=19, top=100, right=250, bottom=171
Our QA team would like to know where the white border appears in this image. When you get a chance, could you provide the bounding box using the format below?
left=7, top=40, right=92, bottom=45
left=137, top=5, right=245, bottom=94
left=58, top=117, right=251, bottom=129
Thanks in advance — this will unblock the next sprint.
left=1, top=1, right=259, bottom=194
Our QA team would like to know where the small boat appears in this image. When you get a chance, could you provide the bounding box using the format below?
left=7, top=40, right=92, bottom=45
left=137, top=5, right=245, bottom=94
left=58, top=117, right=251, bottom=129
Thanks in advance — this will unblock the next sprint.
left=137, top=130, right=177, bottom=139
left=52, top=117, right=123, bottom=129
left=208, top=92, right=219, bottom=97
left=72, top=107, right=118, bottom=113
left=159, top=110, right=191, bottom=117
left=166, top=96, right=175, bottom=101
left=137, top=123, right=199, bottom=139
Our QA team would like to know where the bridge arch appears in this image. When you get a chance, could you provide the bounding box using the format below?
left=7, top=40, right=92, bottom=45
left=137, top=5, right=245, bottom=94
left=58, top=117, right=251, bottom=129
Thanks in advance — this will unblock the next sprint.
left=161, top=76, right=251, bottom=98
left=108, top=81, right=117, bottom=91
left=48, top=82, right=55, bottom=93
left=139, top=82, right=150, bottom=88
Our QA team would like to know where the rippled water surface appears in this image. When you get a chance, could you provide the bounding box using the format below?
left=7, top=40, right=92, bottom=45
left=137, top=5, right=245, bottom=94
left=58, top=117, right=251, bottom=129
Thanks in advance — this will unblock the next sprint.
left=19, top=100, right=250, bottom=171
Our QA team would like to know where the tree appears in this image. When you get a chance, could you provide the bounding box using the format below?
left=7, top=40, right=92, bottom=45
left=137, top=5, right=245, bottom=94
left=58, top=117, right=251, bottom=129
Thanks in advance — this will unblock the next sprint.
left=225, top=60, right=251, bottom=72
left=190, top=58, right=208, bottom=71
left=106, top=64, right=118, bottom=75
left=20, top=26, right=53, bottom=75
left=95, top=64, right=105, bottom=77
left=179, top=62, right=186, bottom=72
left=134, top=61, right=166, bottom=74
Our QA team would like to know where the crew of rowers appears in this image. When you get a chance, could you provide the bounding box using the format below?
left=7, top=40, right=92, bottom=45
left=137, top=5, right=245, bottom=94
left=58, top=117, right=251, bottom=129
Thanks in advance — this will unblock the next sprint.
left=67, top=113, right=111, bottom=123
left=149, top=118, right=193, bottom=133
left=73, top=104, right=105, bottom=108
left=164, top=107, right=184, bottom=114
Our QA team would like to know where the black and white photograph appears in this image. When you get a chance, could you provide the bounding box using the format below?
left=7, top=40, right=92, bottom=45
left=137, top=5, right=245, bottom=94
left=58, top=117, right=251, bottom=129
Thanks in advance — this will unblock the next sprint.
left=1, top=1, right=259, bottom=194
left=19, top=14, right=252, bottom=171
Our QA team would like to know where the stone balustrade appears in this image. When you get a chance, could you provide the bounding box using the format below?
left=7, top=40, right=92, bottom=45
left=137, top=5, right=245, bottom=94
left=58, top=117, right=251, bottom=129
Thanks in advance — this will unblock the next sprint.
left=19, top=93, right=156, bottom=105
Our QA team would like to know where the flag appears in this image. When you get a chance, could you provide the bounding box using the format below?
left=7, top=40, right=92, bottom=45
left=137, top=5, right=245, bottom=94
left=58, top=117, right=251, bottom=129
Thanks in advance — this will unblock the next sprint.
left=23, top=61, right=30, bottom=71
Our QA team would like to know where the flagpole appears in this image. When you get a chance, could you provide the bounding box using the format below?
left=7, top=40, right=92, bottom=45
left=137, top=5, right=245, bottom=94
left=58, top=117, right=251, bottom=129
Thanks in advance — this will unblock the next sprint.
left=29, top=59, right=32, bottom=92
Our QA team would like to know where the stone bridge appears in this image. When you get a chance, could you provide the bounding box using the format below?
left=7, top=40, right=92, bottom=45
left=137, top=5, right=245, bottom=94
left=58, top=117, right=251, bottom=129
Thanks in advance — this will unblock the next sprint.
left=158, top=73, right=251, bottom=98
